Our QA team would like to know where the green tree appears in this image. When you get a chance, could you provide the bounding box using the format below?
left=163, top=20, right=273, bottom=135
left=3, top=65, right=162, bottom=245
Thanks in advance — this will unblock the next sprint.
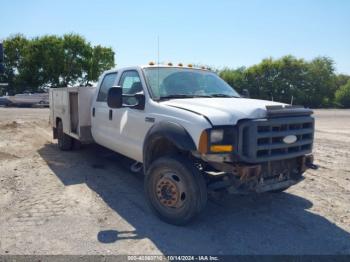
left=62, top=34, right=91, bottom=86
left=219, top=67, right=246, bottom=93
left=21, top=35, right=64, bottom=90
left=335, top=80, right=350, bottom=108
left=336, top=74, right=350, bottom=88
left=85, top=45, right=115, bottom=85
left=304, top=57, right=337, bottom=107
left=2, top=34, right=29, bottom=94
left=1, top=33, right=115, bottom=93
left=219, top=55, right=339, bottom=108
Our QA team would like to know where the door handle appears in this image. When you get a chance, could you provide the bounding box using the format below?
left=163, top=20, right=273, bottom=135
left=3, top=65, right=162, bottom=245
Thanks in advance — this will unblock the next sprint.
left=92, top=107, right=95, bottom=117
left=109, top=109, right=113, bottom=120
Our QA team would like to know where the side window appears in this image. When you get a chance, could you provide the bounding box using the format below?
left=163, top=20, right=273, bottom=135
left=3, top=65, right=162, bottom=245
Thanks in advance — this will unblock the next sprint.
left=97, top=72, right=118, bottom=102
left=119, top=70, right=143, bottom=105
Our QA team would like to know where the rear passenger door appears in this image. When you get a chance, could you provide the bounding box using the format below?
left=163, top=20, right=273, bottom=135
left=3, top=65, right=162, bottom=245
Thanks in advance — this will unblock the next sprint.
left=91, top=72, right=118, bottom=148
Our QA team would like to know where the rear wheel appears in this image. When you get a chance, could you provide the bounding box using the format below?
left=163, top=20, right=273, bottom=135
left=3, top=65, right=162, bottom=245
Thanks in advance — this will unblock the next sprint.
left=57, top=121, right=73, bottom=151
left=145, top=156, right=207, bottom=225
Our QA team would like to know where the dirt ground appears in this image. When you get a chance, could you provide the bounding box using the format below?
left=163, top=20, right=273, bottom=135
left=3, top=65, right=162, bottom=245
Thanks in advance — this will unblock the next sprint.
left=0, top=107, right=349, bottom=255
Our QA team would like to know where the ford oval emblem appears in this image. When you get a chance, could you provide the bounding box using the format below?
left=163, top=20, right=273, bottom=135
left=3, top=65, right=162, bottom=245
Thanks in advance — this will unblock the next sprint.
left=283, top=135, right=297, bottom=144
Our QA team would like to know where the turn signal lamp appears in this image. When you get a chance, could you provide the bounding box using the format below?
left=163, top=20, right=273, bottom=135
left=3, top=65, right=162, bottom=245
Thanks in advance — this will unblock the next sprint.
left=198, top=131, right=208, bottom=154
left=210, top=145, right=233, bottom=152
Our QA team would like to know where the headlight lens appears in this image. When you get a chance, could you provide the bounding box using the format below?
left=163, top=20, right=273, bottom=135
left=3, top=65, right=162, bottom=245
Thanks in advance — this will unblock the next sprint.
left=199, top=127, right=236, bottom=154
left=210, top=129, right=224, bottom=143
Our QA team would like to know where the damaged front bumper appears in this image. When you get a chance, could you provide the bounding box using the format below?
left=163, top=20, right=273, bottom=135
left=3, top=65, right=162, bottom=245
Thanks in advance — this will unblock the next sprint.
left=254, top=176, right=304, bottom=193
left=207, top=154, right=315, bottom=194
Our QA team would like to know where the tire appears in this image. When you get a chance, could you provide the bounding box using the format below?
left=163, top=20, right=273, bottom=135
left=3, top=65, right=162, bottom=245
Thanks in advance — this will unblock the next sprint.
left=144, top=155, right=207, bottom=225
left=57, top=121, right=73, bottom=151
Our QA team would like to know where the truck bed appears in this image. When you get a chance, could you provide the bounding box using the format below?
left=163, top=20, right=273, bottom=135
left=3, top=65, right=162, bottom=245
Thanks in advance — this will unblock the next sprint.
left=49, top=87, right=96, bottom=143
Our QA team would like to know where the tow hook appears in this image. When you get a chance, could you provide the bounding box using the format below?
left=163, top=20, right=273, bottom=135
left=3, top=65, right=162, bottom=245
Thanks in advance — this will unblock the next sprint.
left=130, top=162, right=143, bottom=173
left=303, top=154, right=318, bottom=170
left=306, top=162, right=318, bottom=170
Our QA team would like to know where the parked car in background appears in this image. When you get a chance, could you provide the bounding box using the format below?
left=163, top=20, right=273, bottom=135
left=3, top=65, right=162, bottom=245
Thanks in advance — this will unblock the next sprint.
left=7, top=92, right=49, bottom=107
left=0, top=96, right=12, bottom=106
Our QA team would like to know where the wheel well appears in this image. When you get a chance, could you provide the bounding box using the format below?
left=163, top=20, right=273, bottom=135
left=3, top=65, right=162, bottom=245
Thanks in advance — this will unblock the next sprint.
left=145, top=137, right=186, bottom=172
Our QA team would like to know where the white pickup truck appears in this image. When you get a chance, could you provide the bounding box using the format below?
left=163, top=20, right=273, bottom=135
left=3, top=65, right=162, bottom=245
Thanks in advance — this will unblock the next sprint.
left=50, top=64, right=315, bottom=225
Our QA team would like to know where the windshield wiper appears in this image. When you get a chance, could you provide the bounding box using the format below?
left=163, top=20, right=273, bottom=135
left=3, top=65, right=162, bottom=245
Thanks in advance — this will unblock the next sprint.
left=210, top=94, right=240, bottom=98
left=158, top=94, right=240, bottom=101
left=158, top=94, right=211, bottom=101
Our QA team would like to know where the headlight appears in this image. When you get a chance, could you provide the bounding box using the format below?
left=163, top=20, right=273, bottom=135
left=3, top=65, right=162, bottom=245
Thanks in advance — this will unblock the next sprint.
left=210, top=129, right=224, bottom=143
left=199, top=127, right=236, bottom=154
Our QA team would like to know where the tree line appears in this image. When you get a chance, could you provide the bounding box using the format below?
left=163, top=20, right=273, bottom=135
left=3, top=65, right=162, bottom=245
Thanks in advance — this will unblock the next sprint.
left=0, top=34, right=114, bottom=94
left=1, top=34, right=350, bottom=108
left=219, top=56, right=350, bottom=108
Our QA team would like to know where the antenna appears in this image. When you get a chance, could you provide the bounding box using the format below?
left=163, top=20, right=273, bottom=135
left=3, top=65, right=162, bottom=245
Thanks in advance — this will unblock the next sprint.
left=157, top=35, right=160, bottom=95
left=157, top=35, right=160, bottom=65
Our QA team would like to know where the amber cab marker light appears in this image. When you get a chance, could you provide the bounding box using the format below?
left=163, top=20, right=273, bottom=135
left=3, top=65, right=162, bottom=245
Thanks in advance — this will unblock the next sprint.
left=198, top=131, right=208, bottom=154
left=149, top=61, right=155, bottom=65
left=210, top=145, right=233, bottom=153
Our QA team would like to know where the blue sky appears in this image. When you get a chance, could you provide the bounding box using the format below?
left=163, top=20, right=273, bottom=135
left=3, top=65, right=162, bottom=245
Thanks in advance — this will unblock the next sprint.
left=1, top=0, right=349, bottom=73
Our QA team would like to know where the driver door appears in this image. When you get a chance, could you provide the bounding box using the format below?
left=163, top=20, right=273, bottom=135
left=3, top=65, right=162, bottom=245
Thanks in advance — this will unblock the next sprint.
left=111, top=70, right=148, bottom=162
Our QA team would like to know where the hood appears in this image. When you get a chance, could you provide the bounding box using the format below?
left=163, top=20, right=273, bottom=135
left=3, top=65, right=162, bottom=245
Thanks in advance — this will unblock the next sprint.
left=162, top=97, right=285, bottom=126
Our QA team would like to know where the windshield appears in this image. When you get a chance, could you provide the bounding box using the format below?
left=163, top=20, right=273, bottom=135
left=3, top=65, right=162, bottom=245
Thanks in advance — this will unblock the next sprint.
left=143, top=67, right=240, bottom=100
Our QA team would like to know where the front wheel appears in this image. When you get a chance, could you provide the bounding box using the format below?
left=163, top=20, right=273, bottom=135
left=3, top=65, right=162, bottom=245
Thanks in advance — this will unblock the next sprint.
left=144, top=156, right=207, bottom=225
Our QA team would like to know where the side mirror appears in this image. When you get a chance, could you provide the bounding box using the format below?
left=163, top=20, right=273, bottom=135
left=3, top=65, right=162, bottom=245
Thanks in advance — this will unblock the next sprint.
left=107, top=86, right=123, bottom=108
left=133, top=93, right=145, bottom=110
left=107, top=86, right=146, bottom=110
left=242, top=89, right=250, bottom=98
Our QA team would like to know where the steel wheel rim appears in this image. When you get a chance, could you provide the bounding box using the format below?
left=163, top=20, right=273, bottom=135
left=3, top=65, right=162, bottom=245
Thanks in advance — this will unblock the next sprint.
left=155, top=172, right=187, bottom=209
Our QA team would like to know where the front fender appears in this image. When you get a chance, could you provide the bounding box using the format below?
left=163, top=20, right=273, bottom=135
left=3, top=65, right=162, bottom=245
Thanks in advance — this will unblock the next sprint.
left=143, top=121, right=196, bottom=171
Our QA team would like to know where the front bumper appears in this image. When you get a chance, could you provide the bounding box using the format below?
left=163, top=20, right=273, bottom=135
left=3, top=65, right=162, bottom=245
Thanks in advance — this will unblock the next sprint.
left=254, top=176, right=304, bottom=193
left=207, top=154, right=314, bottom=194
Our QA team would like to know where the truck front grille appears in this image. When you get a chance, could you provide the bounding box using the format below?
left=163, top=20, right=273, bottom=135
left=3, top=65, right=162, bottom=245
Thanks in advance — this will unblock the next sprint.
left=237, top=116, right=314, bottom=163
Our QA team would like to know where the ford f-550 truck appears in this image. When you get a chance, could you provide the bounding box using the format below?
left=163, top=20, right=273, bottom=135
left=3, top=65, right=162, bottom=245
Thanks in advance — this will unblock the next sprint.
left=50, top=64, right=315, bottom=225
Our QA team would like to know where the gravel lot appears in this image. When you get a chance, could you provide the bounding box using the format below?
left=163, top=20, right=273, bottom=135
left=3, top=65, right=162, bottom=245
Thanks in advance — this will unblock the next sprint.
left=0, top=108, right=349, bottom=255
